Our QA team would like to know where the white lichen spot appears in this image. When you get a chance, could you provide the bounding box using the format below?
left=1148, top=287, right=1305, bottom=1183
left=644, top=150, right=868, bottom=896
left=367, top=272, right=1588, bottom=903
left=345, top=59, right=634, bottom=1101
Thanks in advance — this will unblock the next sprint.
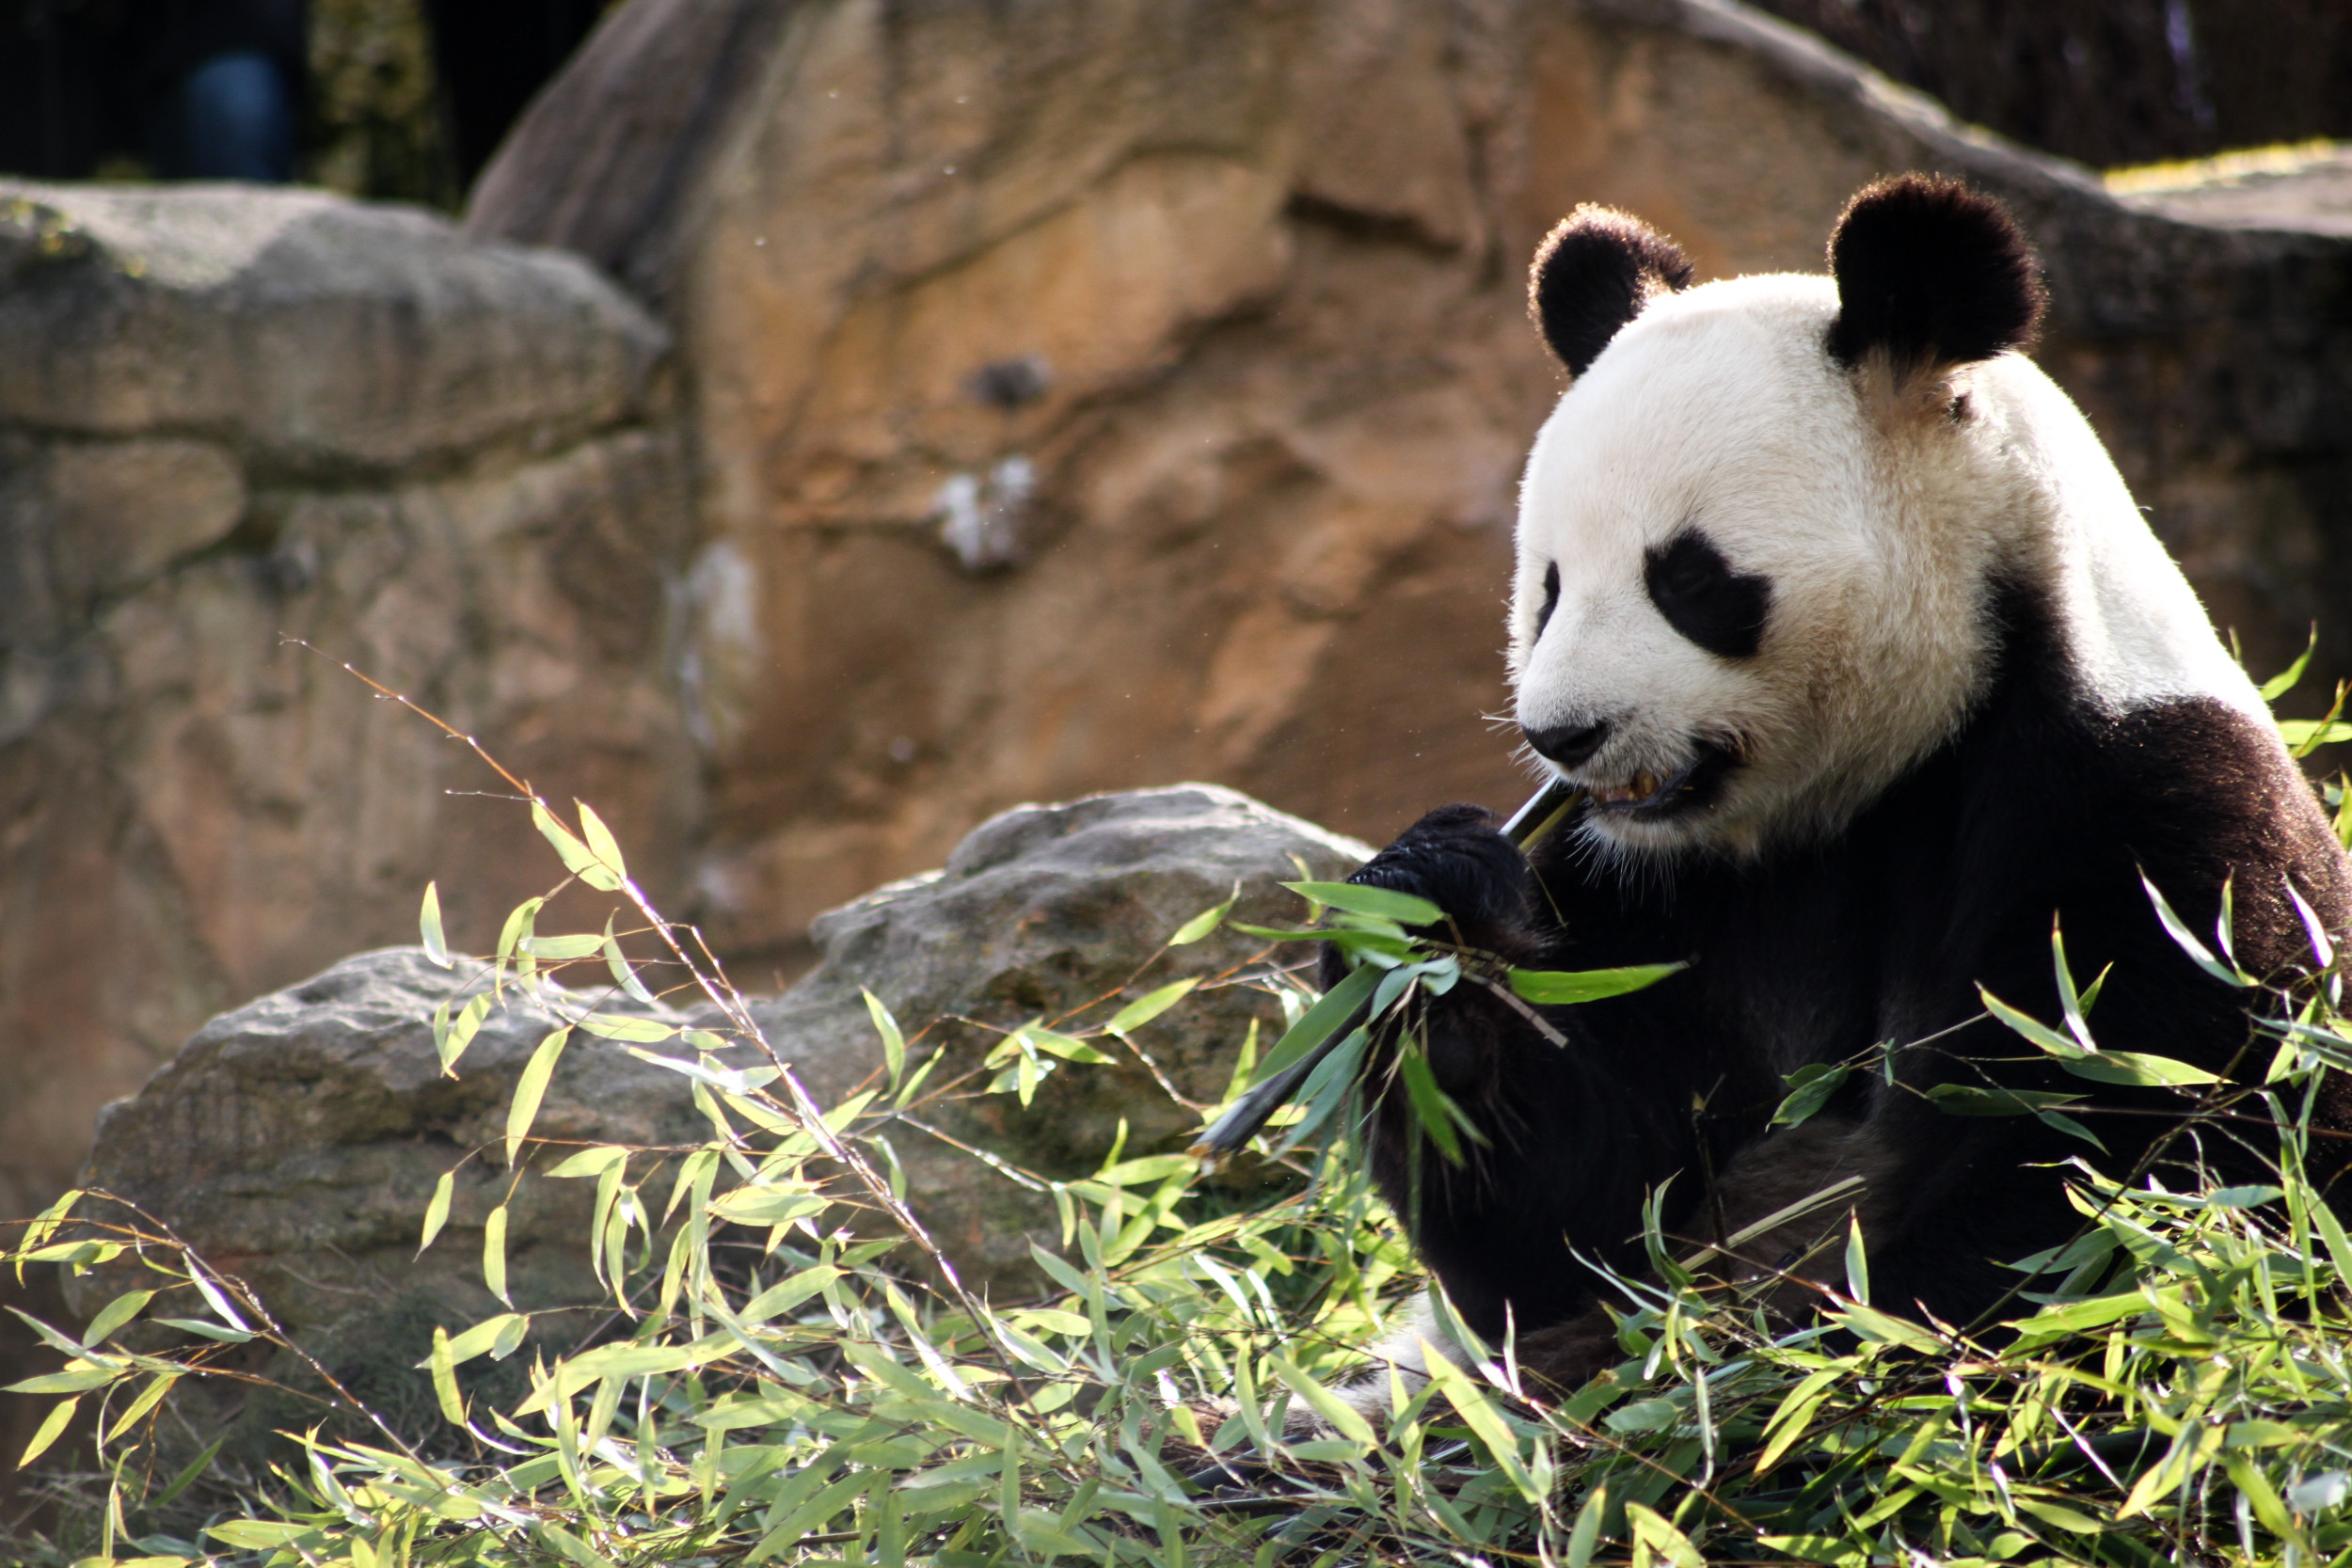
left=933, top=455, right=1035, bottom=572
left=678, top=538, right=761, bottom=752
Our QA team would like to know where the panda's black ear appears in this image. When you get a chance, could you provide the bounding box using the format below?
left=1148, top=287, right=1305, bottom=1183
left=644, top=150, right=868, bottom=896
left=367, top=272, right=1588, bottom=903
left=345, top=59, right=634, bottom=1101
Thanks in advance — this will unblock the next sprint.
left=1826, top=175, right=2046, bottom=372
left=1528, top=206, right=1694, bottom=375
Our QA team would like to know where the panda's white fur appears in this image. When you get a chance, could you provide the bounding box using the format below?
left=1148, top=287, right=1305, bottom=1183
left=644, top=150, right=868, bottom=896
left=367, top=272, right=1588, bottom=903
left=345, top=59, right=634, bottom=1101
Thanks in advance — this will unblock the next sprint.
left=1510, top=273, right=2265, bottom=863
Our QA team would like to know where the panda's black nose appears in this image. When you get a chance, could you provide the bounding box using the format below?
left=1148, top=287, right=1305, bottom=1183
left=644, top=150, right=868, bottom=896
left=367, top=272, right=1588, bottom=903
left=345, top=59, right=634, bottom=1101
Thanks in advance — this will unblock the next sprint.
left=1524, top=719, right=1613, bottom=768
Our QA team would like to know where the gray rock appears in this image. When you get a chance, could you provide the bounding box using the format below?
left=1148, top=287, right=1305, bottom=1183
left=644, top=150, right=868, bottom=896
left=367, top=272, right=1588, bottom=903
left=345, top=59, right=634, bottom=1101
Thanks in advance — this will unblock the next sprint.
left=0, top=182, right=668, bottom=471
left=66, top=784, right=1371, bottom=1355
left=750, top=783, right=1375, bottom=1282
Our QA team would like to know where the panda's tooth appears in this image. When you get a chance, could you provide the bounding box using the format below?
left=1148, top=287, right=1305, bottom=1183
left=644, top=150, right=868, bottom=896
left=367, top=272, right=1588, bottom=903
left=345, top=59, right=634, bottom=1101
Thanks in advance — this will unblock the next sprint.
left=1632, top=770, right=1657, bottom=798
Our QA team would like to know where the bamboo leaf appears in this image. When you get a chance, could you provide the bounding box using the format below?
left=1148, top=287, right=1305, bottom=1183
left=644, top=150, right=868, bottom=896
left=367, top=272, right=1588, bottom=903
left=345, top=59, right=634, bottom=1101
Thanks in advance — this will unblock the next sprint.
left=103, top=1371, right=177, bottom=1446
left=420, top=881, right=451, bottom=967
left=441, top=993, right=493, bottom=1074
left=1625, top=1502, right=1706, bottom=1568
left=864, top=989, right=906, bottom=1086
left=1508, top=962, right=1685, bottom=1005
left=430, top=1326, right=465, bottom=1424
left=576, top=800, right=629, bottom=887
left=1169, top=886, right=1238, bottom=945
left=1248, top=964, right=1381, bottom=1085
left=2140, top=871, right=2250, bottom=987
left=576, top=1012, right=675, bottom=1044
left=79, top=1290, right=153, bottom=1349
left=1843, top=1212, right=1870, bottom=1305
left=505, top=1027, right=571, bottom=1167
left=485, top=1205, right=511, bottom=1306
left=519, top=934, right=604, bottom=961
left=1979, top=985, right=2089, bottom=1057
left=598, top=915, right=657, bottom=1006
left=418, top=1170, right=454, bottom=1256
left=1106, top=978, right=1200, bottom=1036
left=1282, top=879, right=1444, bottom=927
left=533, top=800, right=623, bottom=892
left=1771, top=1063, right=1851, bottom=1127
left=17, top=1397, right=75, bottom=1467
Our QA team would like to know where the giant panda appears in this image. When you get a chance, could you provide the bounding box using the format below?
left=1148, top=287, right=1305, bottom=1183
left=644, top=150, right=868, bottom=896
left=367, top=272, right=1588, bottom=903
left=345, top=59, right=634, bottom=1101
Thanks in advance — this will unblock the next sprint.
left=1332, top=175, right=2352, bottom=1400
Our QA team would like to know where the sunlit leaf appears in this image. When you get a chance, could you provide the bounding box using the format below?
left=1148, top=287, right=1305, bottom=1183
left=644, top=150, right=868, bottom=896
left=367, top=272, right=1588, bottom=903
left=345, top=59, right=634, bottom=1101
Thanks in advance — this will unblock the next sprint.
left=1508, top=962, right=1684, bottom=1005
left=418, top=1169, right=454, bottom=1256
left=1106, top=977, right=1199, bottom=1036
left=1169, top=886, right=1238, bottom=945
left=506, top=1026, right=571, bottom=1167
left=1281, top=879, right=1444, bottom=927
left=420, top=881, right=451, bottom=967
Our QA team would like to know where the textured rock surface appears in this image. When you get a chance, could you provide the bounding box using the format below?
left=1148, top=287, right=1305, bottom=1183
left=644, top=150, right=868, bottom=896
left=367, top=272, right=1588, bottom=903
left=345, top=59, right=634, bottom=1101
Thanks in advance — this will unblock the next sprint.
left=472, top=0, right=2352, bottom=983
left=744, top=784, right=1374, bottom=1281
left=0, top=181, right=698, bottom=1223
left=67, top=784, right=1371, bottom=1351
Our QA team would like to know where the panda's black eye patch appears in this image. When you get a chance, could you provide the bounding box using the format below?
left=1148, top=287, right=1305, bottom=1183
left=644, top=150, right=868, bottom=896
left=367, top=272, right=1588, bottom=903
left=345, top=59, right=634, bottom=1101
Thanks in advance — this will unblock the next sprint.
left=1643, top=530, right=1772, bottom=658
left=1534, top=562, right=1560, bottom=638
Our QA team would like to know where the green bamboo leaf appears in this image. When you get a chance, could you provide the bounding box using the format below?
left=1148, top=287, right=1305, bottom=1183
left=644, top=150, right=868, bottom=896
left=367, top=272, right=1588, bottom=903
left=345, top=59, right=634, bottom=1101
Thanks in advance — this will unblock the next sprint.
left=1169, top=886, right=1238, bottom=945
left=1248, top=963, right=1381, bottom=1085
left=103, top=1370, right=177, bottom=1445
left=440, top=993, right=492, bottom=1074
left=17, top=1397, right=76, bottom=1467
left=418, top=1169, right=454, bottom=1256
left=1843, top=1213, right=1869, bottom=1305
left=425, top=1313, right=526, bottom=1368
left=1978, top=986, right=2087, bottom=1057
left=863, top=989, right=906, bottom=1086
left=496, top=896, right=544, bottom=979
left=1267, top=1028, right=1367, bottom=1155
left=79, top=1289, right=153, bottom=1348
left=575, top=800, right=629, bottom=887
left=153, top=1318, right=254, bottom=1344
left=1106, top=977, right=1200, bottom=1036
left=600, top=914, right=658, bottom=1005
left=1565, top=1483, right=1608, bottom=1568
left=2055, top=1050, right=2222, bottom=1088
left=1267, top=1353, right=1375, bottom=1448
left=1282, top=879, right=1444, bottom=927
left=506, top=1026, right=571, bottom=1166
left=6, top=1366, right=122, bottom=1396
left=1508, top=962, right=1685, bottom=1005
left=2280, top=720, right=2352, bottom=753
left=2262, top=627, right=2316, bottom=700
left=577, top=1012, right=675, bottom=1044
left=1625, top=1503, right=1705, bottom=1568
left=429, top=1326, right=466, bottom=1424
left=519, top=934, right=604, bottom=961
left=485, top=1204, right=511, bottom=1306
left=1771, top=1063, right=1851, bottom=1127
left=2140, top=871, right=2250, bottom=987
left=420, top=881, right=451, bottom=967
left=533, top=800, right=623, bottom=892
left=548, top=1145, right=629, bottom=1180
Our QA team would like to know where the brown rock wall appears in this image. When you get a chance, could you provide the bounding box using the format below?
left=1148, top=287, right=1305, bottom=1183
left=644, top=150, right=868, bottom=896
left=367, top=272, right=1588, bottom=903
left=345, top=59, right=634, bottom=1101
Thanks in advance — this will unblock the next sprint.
left=473, top=0, right=2352, bottom=976
left=0, top=182, right=700, bottom=1220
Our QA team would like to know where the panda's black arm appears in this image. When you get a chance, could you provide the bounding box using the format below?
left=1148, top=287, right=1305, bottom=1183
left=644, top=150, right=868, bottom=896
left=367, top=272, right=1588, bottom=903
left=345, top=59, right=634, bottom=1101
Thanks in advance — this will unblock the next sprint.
left=1327, top=804, right=1771, bottom=1338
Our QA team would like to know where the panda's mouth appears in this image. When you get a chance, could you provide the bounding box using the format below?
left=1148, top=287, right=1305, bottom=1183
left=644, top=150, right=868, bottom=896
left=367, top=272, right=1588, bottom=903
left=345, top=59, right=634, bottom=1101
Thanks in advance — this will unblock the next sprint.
left=1583, top=744, right=1737, bottom=817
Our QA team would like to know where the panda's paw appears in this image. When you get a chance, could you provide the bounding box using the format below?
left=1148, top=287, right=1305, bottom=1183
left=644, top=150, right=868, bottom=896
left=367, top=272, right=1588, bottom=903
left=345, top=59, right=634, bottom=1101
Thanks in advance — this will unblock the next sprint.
left=1339, top=803, right=1537, bottom=958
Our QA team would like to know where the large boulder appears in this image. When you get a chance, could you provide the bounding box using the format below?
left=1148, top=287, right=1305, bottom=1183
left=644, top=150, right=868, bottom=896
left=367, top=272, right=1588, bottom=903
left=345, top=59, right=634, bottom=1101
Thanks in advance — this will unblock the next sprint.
left=66, top=786, right=1372, bottom=1360
left=0, top=182, right=698, bottom=1223
left=469, top=0, right=2352, bottom=980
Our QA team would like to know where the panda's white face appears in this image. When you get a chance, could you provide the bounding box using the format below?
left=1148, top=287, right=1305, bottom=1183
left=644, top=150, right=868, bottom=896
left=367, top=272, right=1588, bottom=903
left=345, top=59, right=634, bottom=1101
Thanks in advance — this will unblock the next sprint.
left=1508, top=185, right=2269, bottom=868
left=1512, top=275, right=2013, bottom=862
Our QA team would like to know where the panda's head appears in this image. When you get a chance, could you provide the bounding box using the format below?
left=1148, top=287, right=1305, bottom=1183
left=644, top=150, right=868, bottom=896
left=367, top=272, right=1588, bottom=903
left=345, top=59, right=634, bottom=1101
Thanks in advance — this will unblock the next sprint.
left=1512, top=176, right=2064, bottom=863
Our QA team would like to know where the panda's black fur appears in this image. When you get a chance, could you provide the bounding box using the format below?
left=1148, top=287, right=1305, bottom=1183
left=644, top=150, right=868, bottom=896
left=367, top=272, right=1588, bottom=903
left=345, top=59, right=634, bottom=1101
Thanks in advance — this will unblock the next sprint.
left=1336, top=177, right=2352, bottom=1397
